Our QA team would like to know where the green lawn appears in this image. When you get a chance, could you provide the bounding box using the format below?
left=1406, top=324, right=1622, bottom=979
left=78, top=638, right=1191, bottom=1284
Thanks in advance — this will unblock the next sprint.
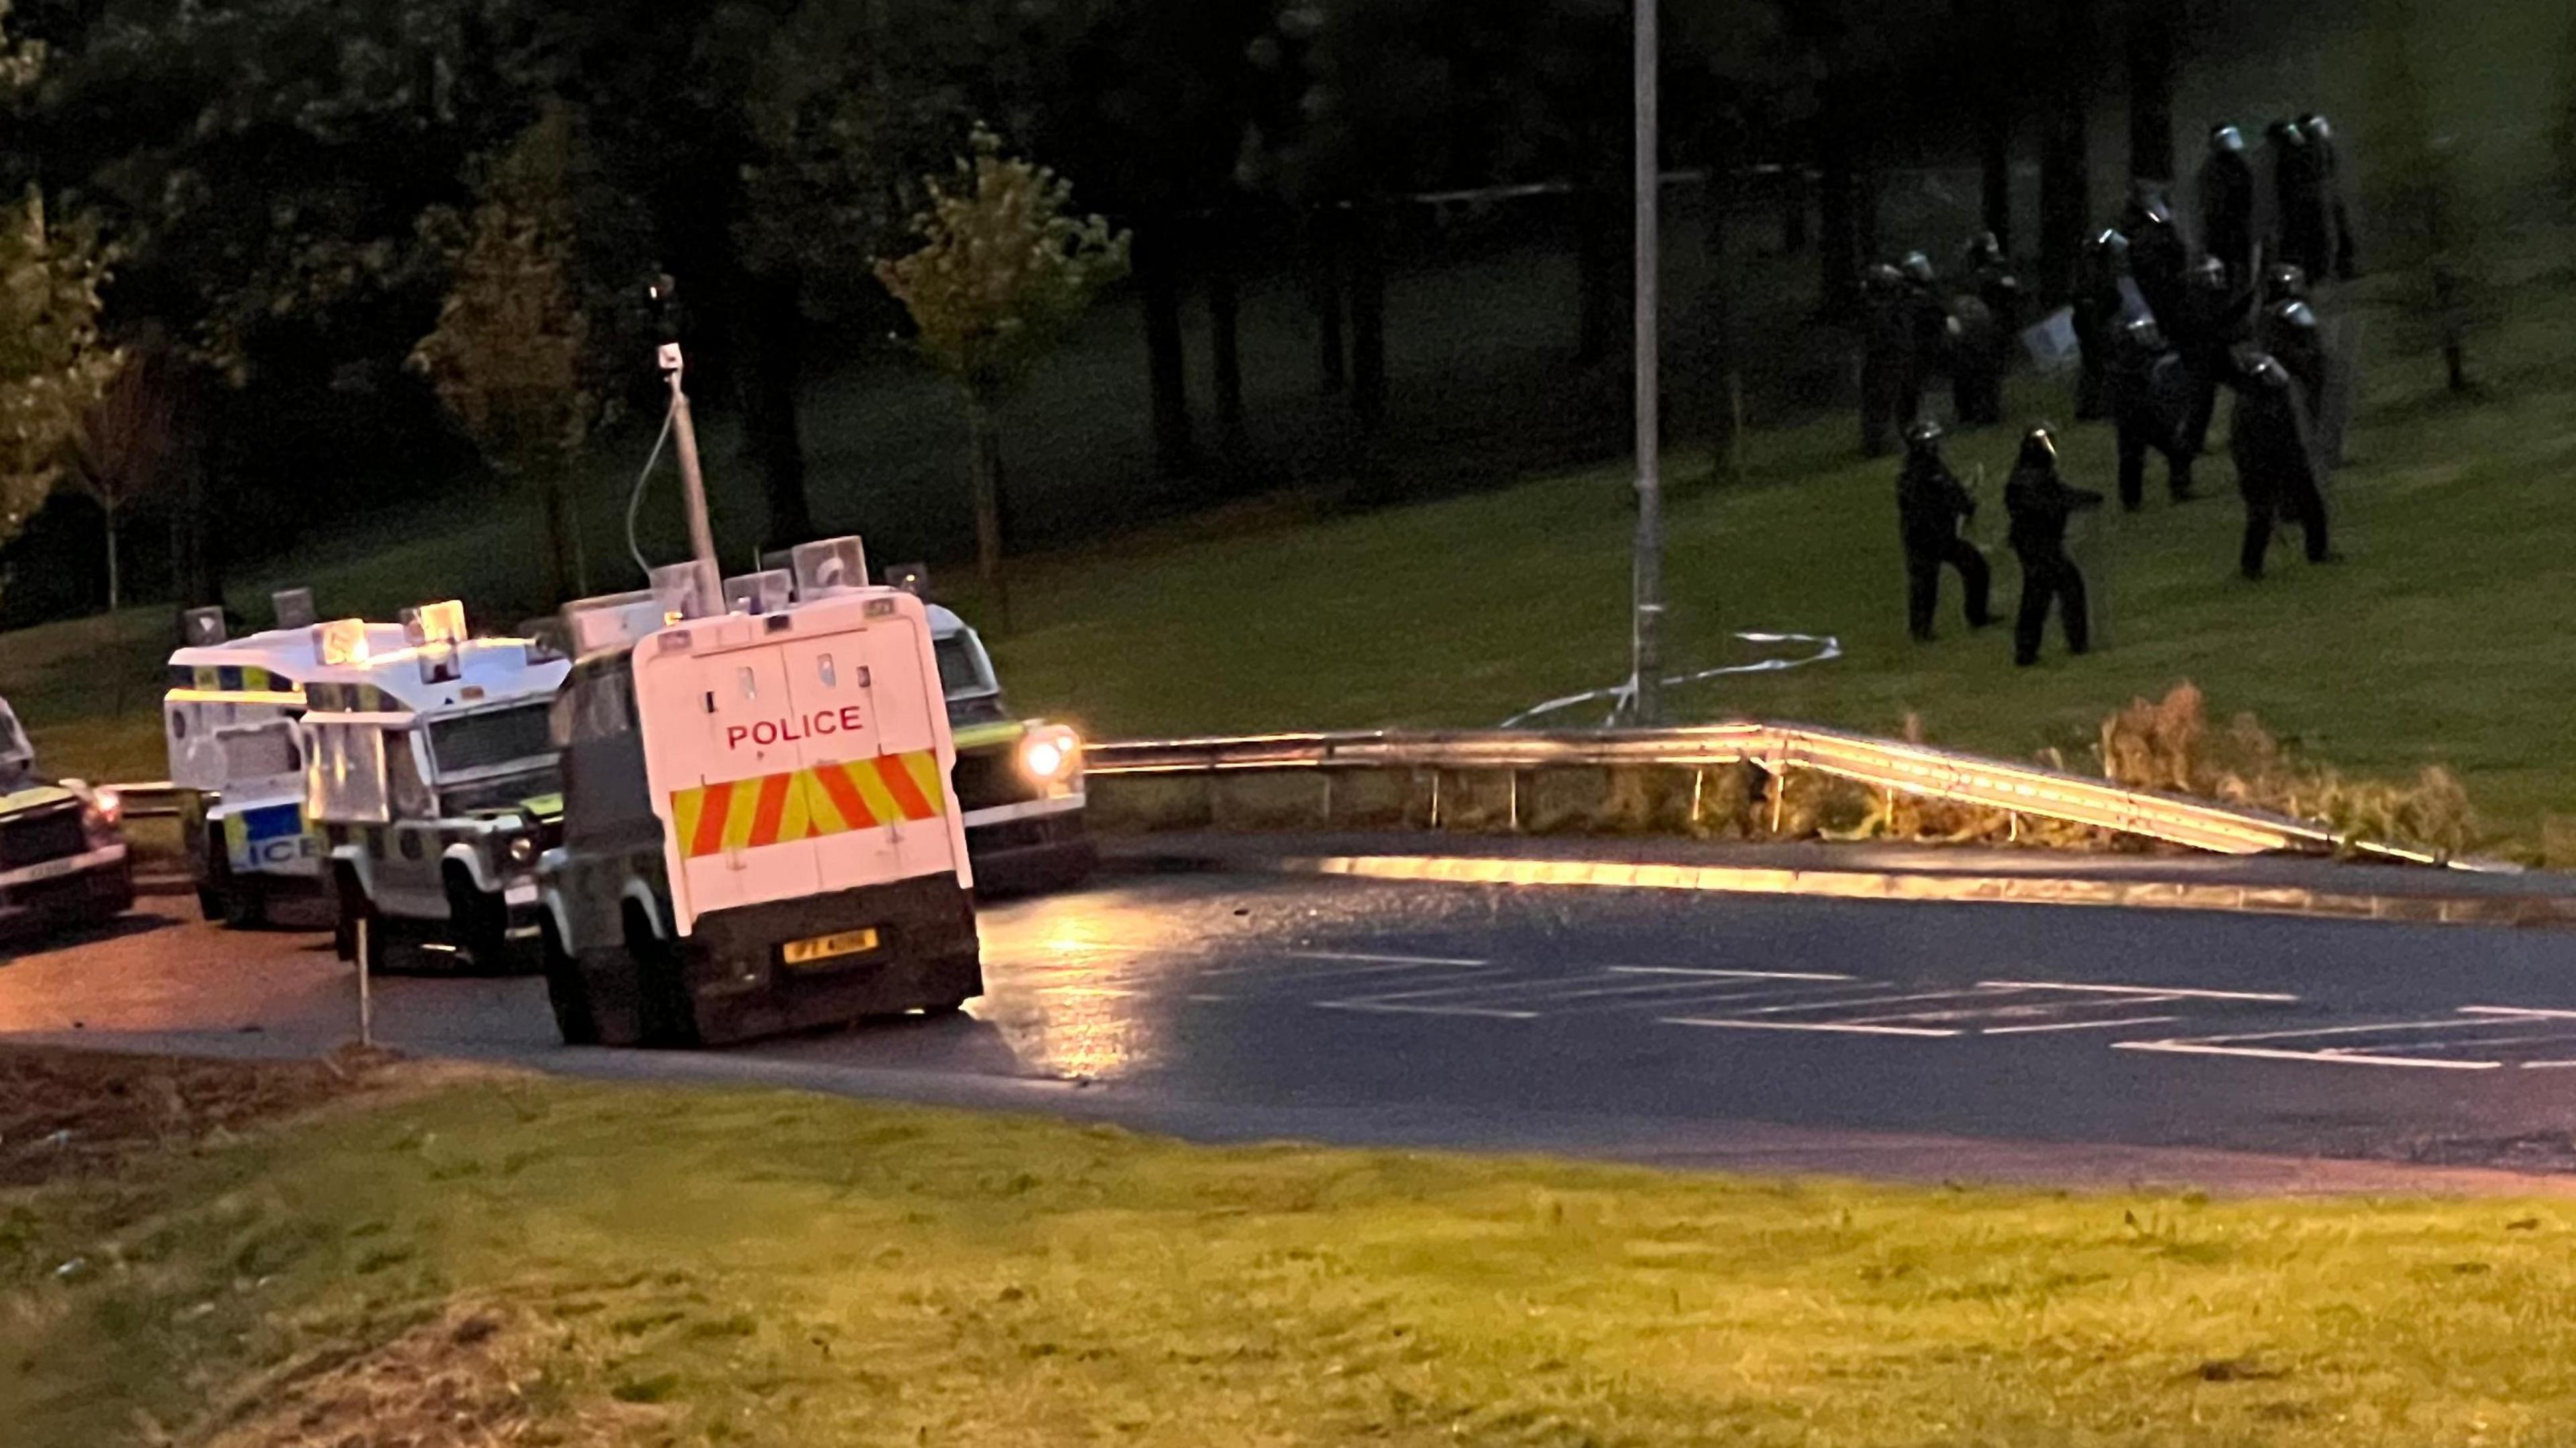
left=9, top=1072, right=2576, bottom=1446
left=9, top=247, right=2576, bottom=851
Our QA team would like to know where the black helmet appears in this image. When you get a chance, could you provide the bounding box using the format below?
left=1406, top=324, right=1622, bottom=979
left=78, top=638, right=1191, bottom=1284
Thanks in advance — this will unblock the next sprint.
left=1900, top=251, right=1937, bottom=286
left=2126, top=185, right=2174, bottom=229
left=2267, top=117, right=2307, bottom=147
left=2299, top=112, right=2334, bottom=144
left=2123, top=315, right=2167, bottom=353
left=1866, top=262, right=1905, bottom=292
left=2266, top=262, right=2309, bottom=300
left=2188, top=256, right=2227, bottom=289
left=2231, top=343, right=2287, bottom=387
left=1964, top=231, right=2004, bottom=268
left=2209, top=123, right=2247, bottom=155
left=1903, top=417, right=1945, bottom=451
left=2017, top=425, right=2059, bottom=469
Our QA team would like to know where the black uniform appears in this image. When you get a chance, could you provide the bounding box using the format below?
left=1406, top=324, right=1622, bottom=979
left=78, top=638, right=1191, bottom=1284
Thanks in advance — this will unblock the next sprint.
left=2257, top=272, right=2329, bottom=432
left=2110, top=317, right=2197, bottom=509
left=1896, top=427, right=1992, bottom=641
left=2123, top=190, right=2191, bottom=341
left=2267, top=119, right=2332, bottom=284
left=2174, top=258, right=2254, bottom=459
left=2004, top=429, right=2104, bottom=665
left=2228, top=349, right=2331, bottom=578
left=1859, top=264, right=1912, bottom=457
left=2196, top=125, right=2258, bottom=286
left=2301, top=113, right=2359, bottom=281
left=1963, top=231, right=2026, bottom=339
left=1896, top=253, right=1950, bottom=428
left=2072, top=231, right=2129, bottom=422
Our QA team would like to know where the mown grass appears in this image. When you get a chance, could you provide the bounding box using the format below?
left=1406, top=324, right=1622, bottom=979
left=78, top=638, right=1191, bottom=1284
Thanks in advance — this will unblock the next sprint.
left=6, top=1075, right=2576, bottom=1446
left=9, top=238, right=2576, bottom=851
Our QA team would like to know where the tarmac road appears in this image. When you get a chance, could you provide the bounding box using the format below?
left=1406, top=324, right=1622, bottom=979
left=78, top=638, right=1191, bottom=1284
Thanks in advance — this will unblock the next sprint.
left=10, top=869, right=2576, bottom=1191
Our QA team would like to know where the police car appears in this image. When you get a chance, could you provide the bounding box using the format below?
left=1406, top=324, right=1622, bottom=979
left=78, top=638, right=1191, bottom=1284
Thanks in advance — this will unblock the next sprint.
left=928, top=604, right=1093, bottom=893
left=0, top=697, right=132, bottom=936
left=164, top=594, right=356, bottom=926
left=537, top=539, right=982, bottom=1047
left=299, top=601, right=570, bottom=973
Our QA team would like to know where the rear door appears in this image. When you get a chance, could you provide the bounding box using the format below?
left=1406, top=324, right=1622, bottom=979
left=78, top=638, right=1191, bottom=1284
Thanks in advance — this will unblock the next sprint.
left=641, top=636, right=820, bottom=924
left=781, top=610, right=968, bottom=891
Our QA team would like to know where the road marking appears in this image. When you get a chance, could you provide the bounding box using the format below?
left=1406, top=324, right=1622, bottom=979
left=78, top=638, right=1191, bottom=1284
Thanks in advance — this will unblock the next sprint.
left=2112, top=1040, right=2503, bottom=1071
left=1312, top=1001, right=1540, bottom=1021
left=1978, top=979, right=2300, bottom=1003
left=1607, top=966, right=1859, bottom=983
left=1185, top=993, right=1233, bottom=1003
left=2133, top=1018, right=2500, bottom=1046
left=1662, top=1017, right=1962, bottom=1039
left=2459, top=1005, right=2576, bottom=1021
left=1284, top=950, right=1490, bottom=968
left=1702, top=987, right=2010, bottom=1019
left=1982, top=1015, right=2181, bottom=1036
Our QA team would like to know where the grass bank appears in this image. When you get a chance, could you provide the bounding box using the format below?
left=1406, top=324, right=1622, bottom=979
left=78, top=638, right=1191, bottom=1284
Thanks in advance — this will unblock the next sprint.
left=7, top=1064, right=2576, bottom=1446
left=9, top=253, right=2576, bottom=852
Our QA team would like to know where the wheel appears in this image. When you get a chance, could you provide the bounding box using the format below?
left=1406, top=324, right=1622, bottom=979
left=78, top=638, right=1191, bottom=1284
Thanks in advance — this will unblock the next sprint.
left=196, top=885, right=227, bottom=924
left=539, top=915, right=600, bottom=1046
left=221, top=874, right=268, bottom=930
left=624, top=903, right=699, bottom=1049
left=199, top=826, right=234, bottom=924
left=443, top=863, right=520, bottom=975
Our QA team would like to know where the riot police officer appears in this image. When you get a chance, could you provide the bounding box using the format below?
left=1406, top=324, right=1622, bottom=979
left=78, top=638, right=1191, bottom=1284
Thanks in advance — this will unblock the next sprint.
left=1896, top=251, right=1952, bottom=423
left=1962, top=231, right=2025, bottom=339
left=1896, top=419, right=1992, bottom=642
left=2258, top=264, right=2329, bottom=429
left=2110, top=315, right=2198, bottom=510
left=2197, top=124, right=2258, bottom=286
left=2228, top=345, right=2334, bottom=579
left=2121, top=186, right=2191, bottom=339
left=1858, top=262, right=1913, bottom=457
left=2175, top=256, right=2253, bottom=459
left=2004, top=426, right=2104, bottom=665
left=2073, top=230, right=2130, bottom=421
left=2266, top=119, right=2332, bottom=284
left=2299, top=112, right=2358, bottom=281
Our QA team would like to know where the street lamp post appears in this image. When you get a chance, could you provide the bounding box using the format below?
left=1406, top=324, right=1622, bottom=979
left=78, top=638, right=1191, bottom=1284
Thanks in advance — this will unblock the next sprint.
left=1630, top=0, right=1665, bottom=726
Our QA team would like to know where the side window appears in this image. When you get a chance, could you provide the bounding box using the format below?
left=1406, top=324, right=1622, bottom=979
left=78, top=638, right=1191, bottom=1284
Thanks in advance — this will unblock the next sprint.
left=387, top=731, right=434, bottom=819
left=549, top=684, right=578, bottom=749
left=817, top=653, right=837, bottom=688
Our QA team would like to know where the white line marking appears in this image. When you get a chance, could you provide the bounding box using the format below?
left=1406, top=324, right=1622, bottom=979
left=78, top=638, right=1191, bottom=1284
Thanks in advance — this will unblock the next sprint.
left=2147, top=1018, right=2500, bottom=1046
left=1982, top=1015, right=2182, bottom=1036
left=2460, top=1005, right=2576, bottom=1021
left=1312, top=1001, right=1538, bottom=1021
left=1185, top=993, right=1232, bottom=1003
left=1662, top=1017, right=1962, bottom=1039
left=2520, top=1060, right=2576, bottom=1070
left=1287, top=950, right=1489, bottom=968
left=1979, top=979, right=2300, bottom=1003
left=1607, top=966, right=1860, bottom=983
left=1707, top=988, right=2008, bottom=1018
left=2112, top=1041, right=2502, bottom=1071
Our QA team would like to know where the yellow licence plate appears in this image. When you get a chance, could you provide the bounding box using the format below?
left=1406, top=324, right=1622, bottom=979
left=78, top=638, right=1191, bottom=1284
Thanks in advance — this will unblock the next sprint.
left=782, top=928, right=879, bottom=967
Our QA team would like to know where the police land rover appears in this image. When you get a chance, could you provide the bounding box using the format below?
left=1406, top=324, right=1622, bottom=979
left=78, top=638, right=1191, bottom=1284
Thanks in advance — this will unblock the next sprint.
left=300, top=601, right=571, bottom=973
left=925, top=603, right=1093, bottom=893
left=164, top=592, right=352, bottom=926
left=537, top=539, right=981, bottom=1047
left=0, top=696, right=132, bottom=936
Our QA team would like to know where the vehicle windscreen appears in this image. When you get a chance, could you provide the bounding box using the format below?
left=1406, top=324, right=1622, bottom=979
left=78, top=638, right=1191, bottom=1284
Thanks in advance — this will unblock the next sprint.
left=0, top=708, right=28, bottom=767
left=438, top=763, right=564, bottom=817
left=934, top=633, right=988, bottom=700
left=428, top=702, right=555, bottom=777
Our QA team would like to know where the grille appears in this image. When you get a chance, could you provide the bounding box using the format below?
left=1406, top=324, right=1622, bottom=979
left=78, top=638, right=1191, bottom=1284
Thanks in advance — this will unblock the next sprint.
left=0, top=808, right=88, bottom=869
left=951, top=749, right=1038, bottom=812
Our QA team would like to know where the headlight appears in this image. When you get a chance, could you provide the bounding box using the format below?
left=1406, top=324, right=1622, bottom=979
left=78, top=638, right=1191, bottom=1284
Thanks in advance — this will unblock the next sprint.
left=89, top=788, right=122, bottom=824
left=507, top=834, right=538, bottom=867
left=1018, top=725, right=1081, bottom=783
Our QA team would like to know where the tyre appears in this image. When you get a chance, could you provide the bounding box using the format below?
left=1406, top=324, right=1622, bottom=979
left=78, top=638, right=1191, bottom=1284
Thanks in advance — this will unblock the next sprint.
left=539, top=915, right=600, bottom=1046
left=196, top=885, right=227, bottom=924
left=625, top=902, right=699, bottom=1049
left=199, top=826, right=233, bottom=924
left=443, top=863, right=520, bottom=975
left=222, top=875, right=268, bottom=930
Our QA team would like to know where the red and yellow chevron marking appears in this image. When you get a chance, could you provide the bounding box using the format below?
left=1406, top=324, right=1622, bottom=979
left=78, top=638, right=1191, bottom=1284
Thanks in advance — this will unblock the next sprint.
left=670, top=750, right=947, bottom=860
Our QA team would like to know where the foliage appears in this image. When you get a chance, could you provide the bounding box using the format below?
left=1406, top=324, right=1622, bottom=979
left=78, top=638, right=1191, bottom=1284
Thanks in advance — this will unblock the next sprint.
left=409, top=106, right=596, bottom=480
left=0, top=188, right=119, bottom=561
left=875, top=129, right=1131, bottom=398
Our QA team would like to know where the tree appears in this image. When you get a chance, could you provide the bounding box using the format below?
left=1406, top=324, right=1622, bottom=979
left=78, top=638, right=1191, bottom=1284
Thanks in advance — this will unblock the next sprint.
left=2365, top=0, right=2485, bottom=394
left=409, top=105, right=601, bottom=608
left=875, top=130, right=1129, bottom=630
left=70, top=329, right=184, bottom=612
left=0, top=2, right=120, bottom=568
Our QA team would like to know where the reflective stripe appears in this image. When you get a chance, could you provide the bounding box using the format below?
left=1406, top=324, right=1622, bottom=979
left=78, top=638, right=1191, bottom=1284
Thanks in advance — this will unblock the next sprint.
left=670, top=748, right=947, bottom=860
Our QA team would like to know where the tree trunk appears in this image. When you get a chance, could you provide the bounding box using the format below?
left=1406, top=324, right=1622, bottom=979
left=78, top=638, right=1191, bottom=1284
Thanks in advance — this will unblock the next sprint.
left=1348, top=201, right=1389, bottom=433
left=1137, top=219, right=1195, bottom=479
left=2127, top=5, right=2177, bottom=184
left=2038, top=0, right=2096, bottom=301
left=1205, top=211, right=1246, bottom=453
left=1816, top=69, right=1861, bottom=318
left=1311, top=206, right=1348, bottom=395
left=101, top=497, right=120, bottom=614
left=964, top=386, right=1011, bottom=632
left=1955, top=0, right=2014, bottom=251
left=737, top=272, right=814, bottom=549
left=1779, top=164, right=1810, bottom=254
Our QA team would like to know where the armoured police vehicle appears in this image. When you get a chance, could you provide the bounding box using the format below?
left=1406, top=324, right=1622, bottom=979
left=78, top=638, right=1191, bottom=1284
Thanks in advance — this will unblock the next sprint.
left=299, top=600, right=571, bottom=973
left=164, top=593, right=362, bottom=926
left=0, top=697, right=132, bottom=936
left=926, top=603, right=1093, bottom=893
left=537, top=539, right=981, bottom=1047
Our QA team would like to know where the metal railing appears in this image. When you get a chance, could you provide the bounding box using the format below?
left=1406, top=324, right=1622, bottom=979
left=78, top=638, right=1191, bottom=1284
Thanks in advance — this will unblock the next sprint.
left=1083, top=722, right=2463, bottom=869
left=103, top=781, right=182, bottom=820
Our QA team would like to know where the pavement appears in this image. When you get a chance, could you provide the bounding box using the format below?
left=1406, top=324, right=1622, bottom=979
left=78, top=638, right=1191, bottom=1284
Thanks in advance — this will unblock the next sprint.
left=11, top=845, right=2576, bottom=1195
